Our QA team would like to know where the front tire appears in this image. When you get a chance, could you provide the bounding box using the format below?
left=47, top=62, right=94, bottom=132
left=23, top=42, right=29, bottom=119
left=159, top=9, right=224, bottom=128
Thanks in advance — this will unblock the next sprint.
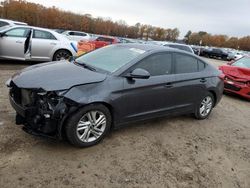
left=194, top=92, right=214, bottom=120
left=65, top=104, right=112, bottom=147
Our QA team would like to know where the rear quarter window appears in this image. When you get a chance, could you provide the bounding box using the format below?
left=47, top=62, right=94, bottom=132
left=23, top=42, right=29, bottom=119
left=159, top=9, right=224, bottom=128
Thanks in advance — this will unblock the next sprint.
left=0, top=21, right=9, bottom=27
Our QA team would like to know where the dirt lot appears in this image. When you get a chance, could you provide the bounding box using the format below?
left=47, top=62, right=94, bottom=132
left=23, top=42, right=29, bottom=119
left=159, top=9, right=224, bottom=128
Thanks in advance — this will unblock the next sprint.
left=0, top=58, right=249, bottom=188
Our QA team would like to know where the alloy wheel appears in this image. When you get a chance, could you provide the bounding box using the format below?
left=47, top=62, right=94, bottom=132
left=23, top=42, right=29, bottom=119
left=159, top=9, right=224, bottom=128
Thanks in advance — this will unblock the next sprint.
left=199, top=96, right=213, bottom=117
left=76, top=111, right=106, bottom=143
left=55, top=51, right=71, bottom=61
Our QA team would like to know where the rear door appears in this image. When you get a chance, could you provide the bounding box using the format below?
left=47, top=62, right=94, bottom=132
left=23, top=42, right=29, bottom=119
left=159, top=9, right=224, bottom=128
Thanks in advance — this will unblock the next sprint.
left=0, top=27, right=31, bottom=60
left=31, top=29, right=59, bottom=61
left=172, top=53, right=207, bottom=111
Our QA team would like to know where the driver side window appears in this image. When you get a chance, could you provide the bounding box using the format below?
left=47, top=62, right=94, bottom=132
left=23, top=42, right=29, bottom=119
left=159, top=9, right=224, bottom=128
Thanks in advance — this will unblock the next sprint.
left=132, top=53, right=173, bottom=76
left=5, top=28, right=30, bottom=38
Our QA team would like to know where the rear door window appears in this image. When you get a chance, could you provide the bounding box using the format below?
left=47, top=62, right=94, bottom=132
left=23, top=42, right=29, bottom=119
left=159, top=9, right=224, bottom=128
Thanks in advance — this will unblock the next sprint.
left=175, top=53, right=199, bottom=73
left=33, top=30, right=56, bottom=40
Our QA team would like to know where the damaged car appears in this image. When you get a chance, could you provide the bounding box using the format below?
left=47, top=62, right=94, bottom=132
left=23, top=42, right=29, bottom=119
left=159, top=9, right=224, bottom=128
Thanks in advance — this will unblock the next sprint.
left=219, top=56, right=250, bottom=99
left=7, top=44, right=224, bottom=147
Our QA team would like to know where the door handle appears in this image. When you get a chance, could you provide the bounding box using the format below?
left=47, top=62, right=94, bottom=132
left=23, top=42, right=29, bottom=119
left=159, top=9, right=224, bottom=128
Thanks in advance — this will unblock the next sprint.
left=165, top=83, right=173, bottom=88
left=50, top=42, right=57, bottom=45
left=200, top=78, right=207, bottom=83
left=16, top=41, right=23, bottom=44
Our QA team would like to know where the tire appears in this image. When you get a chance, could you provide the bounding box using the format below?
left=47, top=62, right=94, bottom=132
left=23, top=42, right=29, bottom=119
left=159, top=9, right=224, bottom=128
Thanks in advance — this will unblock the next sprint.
left=53, top=49, right=72, bottom=61
left=65, top=104, right=112, bottom=147
left=194, top=92, right=214, bottom=120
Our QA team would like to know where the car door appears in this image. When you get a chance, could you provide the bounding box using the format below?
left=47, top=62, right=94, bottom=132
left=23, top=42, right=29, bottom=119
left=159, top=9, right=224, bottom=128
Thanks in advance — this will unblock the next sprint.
left=0, top=27, right=31, bottom=60
left=119, top=52, right=177, bottom=122
left=172, top=53, right=207, bottom=112
left=31, top=29, right=59, bottom=61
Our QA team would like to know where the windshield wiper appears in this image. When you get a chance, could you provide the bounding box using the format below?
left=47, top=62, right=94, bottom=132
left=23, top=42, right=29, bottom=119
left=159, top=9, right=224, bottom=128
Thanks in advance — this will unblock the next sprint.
left=75, top=61, right=97, bottom=72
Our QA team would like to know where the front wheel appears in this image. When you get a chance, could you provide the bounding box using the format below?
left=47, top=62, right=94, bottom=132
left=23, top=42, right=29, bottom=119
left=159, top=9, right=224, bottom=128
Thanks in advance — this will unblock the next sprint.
left=65, top=104, right=112, bottom=147
left=194, top=93, right=214, bottom=120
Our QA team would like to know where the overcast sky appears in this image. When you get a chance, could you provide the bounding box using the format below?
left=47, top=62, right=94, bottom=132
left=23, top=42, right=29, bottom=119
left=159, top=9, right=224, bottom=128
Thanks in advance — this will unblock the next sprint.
left=25, top=0, right=250, bottom=38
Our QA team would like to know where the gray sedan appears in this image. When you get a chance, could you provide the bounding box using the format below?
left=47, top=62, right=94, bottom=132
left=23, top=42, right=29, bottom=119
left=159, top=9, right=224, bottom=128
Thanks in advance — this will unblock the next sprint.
left=0, top=25, right=77, bottom=61
left=7, top=44, right=223, bottom=147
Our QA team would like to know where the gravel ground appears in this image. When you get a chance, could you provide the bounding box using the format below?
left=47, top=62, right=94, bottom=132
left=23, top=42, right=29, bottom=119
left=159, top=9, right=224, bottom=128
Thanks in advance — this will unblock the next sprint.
left=0, top=58, right=249, bottom=188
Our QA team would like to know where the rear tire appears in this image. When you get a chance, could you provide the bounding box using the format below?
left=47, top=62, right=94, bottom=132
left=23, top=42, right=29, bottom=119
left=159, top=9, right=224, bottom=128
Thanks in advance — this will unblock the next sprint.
left=53, top=49, right=72, bottom=61
left=65, top=104, right=112, bottom=147
left=194, top=92, right=214, bottom=120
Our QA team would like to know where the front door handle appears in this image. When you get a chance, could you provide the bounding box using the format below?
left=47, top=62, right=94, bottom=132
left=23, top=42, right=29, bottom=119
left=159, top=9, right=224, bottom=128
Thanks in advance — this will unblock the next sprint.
left=200, top=78, right=207, bottom=83
left=165, top=83, right=173, bottom=88
left=16, top=41, right=23, bottom=44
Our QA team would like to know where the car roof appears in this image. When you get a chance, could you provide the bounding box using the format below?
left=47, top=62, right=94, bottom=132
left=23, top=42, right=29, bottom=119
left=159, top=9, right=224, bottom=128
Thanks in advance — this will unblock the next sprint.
left=1, top=25, right=70, bottom=41
left=114, top=43, right=189, bottom=54
left=0, top=18, right=27, bottom=25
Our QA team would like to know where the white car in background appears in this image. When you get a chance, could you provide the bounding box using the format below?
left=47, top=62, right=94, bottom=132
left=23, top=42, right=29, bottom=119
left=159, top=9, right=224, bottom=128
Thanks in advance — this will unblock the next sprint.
left=164, top=43, right=194, bottom=54
left=0, top=18, right=27, bottom=28
left=0, top=25, right=77, bottom=61
left=62, top=30, right=91, bottom=42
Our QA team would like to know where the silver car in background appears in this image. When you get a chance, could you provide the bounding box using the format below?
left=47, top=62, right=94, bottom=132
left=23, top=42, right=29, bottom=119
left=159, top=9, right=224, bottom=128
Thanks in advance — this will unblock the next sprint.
left=0, top=18, right=27, bottom=28
left=62, top=30, right=91, bottom=42
left=164, top=43, right=194, bottom=54
left=0, top=25, right=77, bottom=61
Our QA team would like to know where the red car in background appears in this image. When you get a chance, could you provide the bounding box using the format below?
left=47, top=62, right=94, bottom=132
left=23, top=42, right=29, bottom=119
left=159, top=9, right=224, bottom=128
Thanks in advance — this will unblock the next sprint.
left=93, top=36, right=119, bottom=49
left=77, top=36, right=119, bottom=56
left=219, top=56, right=250, bottom=99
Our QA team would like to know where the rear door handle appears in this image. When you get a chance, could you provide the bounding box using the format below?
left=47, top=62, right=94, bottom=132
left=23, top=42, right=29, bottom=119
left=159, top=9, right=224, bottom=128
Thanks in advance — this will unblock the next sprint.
left=165, top=83, right=173, bottom=88
left=200, top=78, right=207, bottom=83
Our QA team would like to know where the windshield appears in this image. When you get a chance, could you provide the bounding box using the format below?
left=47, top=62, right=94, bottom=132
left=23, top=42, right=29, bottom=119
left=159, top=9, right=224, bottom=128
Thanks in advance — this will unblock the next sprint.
left=232, top=57, right=250, bottom=68
left=75, top=45, right=146, bottom=73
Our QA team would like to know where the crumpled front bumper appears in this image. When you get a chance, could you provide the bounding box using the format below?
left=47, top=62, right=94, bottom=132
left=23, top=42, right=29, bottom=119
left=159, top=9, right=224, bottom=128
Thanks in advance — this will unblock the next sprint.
left=223, top=79, right=250, bottom=100
left=9, top=91, right=70, bottom=140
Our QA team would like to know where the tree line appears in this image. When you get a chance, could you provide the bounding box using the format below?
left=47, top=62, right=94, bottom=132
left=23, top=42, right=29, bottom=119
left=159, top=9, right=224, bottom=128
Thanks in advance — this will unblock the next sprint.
left=0, top=0, right=250, bottom=51
left=185, top=31, right=250, bottom=51
left=0, top=0, right=180, bottom=41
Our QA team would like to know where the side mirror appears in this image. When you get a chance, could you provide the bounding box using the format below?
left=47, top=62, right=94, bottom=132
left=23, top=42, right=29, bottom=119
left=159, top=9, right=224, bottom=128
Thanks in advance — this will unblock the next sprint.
left=0, top=33, right=5, bottom=37
left=125, top=68, right=150, bottom=79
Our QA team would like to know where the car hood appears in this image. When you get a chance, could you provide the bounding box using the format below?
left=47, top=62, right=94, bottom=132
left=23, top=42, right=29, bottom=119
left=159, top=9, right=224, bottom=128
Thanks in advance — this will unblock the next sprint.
left=11, top=61, right=107, bottom=91
left=219, top=65, right=250, bottom=81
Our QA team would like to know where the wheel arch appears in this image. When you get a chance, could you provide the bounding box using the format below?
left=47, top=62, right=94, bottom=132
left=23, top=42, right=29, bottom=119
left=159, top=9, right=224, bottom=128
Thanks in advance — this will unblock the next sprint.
left=208, top=90, right=217, bottom=107
left=59, top=101, right=115, bottom=140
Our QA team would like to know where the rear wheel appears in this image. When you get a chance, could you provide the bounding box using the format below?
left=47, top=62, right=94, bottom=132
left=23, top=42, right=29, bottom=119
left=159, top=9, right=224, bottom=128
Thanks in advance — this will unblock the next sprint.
left=53, top=50, right=72, bottom=61
left=65, top=104, right=112, bottom=147
left=194, top=92, right=214, bottom=120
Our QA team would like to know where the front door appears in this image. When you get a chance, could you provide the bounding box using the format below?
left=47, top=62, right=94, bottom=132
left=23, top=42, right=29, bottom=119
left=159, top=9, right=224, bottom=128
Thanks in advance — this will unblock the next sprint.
left=119, top=52, right=176, bottom=122
left=0, top=27, right=31, bottom=60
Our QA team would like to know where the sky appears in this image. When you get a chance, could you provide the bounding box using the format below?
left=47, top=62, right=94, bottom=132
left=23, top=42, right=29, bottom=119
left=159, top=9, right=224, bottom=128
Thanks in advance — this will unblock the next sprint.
left=24, top=0, right=250, bottom=38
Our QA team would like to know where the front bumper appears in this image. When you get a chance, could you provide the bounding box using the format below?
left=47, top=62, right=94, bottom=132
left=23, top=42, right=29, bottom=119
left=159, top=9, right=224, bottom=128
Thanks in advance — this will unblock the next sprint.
left=223, top=80, right=250, bottom=100
left=8, top=88, right=71, bottom=139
